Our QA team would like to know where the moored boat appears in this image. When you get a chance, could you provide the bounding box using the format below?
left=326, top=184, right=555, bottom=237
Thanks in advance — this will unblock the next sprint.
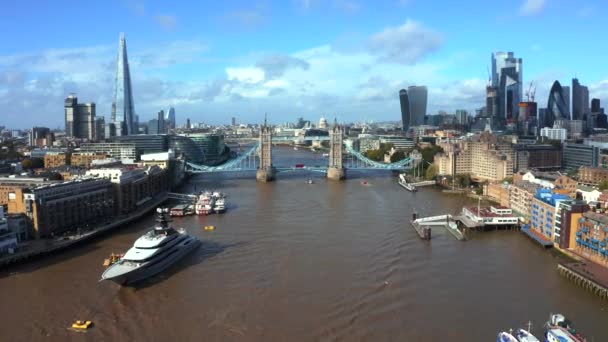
left=515, top=328, right=540, bottom=342
left=497, top=331, right=518, bottom=342
left=213, top=197, right=226, bottom=214
left=545, top=314, right=586, bottom=342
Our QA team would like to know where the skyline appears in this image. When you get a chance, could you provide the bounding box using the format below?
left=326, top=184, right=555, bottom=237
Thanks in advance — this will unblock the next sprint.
left=1, top=0, right=608, bottom=128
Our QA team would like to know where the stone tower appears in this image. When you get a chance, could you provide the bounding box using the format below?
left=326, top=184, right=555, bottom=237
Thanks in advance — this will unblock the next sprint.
left=327, top=120, right=345, bottom=180
left=256, top=115, right=276, bottom=182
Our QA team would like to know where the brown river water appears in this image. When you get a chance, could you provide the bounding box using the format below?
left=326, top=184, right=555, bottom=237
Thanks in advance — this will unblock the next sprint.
left=1, top=147, right=607, bottom=341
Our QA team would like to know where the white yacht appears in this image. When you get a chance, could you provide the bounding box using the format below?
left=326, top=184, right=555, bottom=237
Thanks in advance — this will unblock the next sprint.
left=213, top=197, right=226, bottom=214
left=100, top=208, right=201, bottom=285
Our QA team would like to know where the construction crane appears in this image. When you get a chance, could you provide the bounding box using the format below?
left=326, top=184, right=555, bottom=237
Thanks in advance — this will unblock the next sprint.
left=525, top=81, right=535, bottom=102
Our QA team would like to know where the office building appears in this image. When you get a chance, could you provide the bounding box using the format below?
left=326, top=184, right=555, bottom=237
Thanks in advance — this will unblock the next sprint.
left=112, top=33, right=136, bottom=136
left=456, top=110, right=468, bottom=125
left=492, top=52, right=523, bottom=121
left=562, top=142, right=599, bottom=170
left=408, top=86, right=428, bottom=127
left=562, top=86, right=571, bottom=119
left=514, top=144, right=562, bottom=171
left=231, top=117, right=236, bottom=127
left=486, top=85, right=498, bottom=118
left=545, top=81, right=569, bottom=127
left=591, top=98, right=601, bottom=113
left=399, top=89, right=410, bottom=131
left=179, top=133, right=227, bottom=165
left=29, top=127, right=54, bottom=148
left=572, top=78, right=590, bottom=120
left=70, top=152, right=107, bottom=168
left=80, top=142, right=137, bottom=161
left=165, top=107, right=176, bottom=131
left=65, top=94, right=96, bottom=140
left=540, top=127, right=567, bottom=142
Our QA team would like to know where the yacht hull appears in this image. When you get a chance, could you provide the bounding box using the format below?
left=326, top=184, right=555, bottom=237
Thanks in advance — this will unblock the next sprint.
left=102, top=236, right=201, bottom=285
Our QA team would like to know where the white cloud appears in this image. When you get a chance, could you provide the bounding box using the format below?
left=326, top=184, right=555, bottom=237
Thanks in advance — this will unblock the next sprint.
left=155, top=15, right=177, bottom=31
left=366, top=19, right=443, bottom=65
left=226, top=67, right=265, bottom=84
left=519, top=0, right=546, bottom=16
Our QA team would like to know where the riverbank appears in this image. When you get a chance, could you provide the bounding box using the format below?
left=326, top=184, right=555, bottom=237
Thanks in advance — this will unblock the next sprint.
left=0, top=193, right=168, bottom=269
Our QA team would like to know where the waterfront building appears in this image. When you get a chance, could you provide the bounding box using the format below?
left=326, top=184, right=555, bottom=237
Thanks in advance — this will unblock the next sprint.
left=540, top=127, right=567, bottom=142
left=355, top=137, right=381, bottom=153
left=576, top=185, right=602, bottom=203
left=70, top=152, right=107, bottom=168
left=399, top=89, right=410, bottom=131
left=579, top=166, right=608, bottom=186
left=408, top=86, right=428, bottom=127
left=509, top=181, right=541, bottom=219
left=80, top=142, right=137, bottom=162
left=545, top=81, right=569, bottom=127
left=574, top=212, right=608, bottom=267
left=0, top=177, right=58, bottom=207
left=555, top=200, right=589, bottom=248
left=114, top=134, right=168, bottom=157
left=64, top=94, right=97, bottom=140
left=85, top=165, right=167, bottom=216
left=531, top=189, right=570, bottom=241
left=0, top=206, right=18, bottom=254
left=484, top=182, right=510, bottom=207
left=462, top=205, right=518, bottom=225
left=44, top=152, right=68, bottom=169
left=177, top=133, right=227, bottom=165
left=378, top=135, right=415, bottom=150
left=433, top=132, right=514, bottom=182
left=112, top=33, right=136, bottom=136
left=562, top=142, right=599, bottom=170
left=491, top=52, right=523, bottom=121
left=7, top=213, right=30, bottom=242
left=7, top=178, right=114, bottom=238
left=168, top=135, right=205, bottom=164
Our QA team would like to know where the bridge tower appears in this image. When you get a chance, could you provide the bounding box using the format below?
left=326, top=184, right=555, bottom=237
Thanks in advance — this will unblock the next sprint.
left=327, top=120, right=346, bottom=180
left=256, top=115, right=276, bottom=182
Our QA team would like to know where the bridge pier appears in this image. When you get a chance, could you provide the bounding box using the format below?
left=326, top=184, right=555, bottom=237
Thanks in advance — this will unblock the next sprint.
left=327, top=167, right=345, bottom=180
left=327, top=121, right=345, bottom=181
left=256, top=167, right=276, bottom=182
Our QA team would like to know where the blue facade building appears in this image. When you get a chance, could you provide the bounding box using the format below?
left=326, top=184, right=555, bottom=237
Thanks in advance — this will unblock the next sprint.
left=531, top=189, right=570, bottom=241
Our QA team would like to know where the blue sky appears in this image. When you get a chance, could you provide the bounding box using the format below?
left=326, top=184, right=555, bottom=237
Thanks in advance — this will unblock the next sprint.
left=1, top=0, right=607, bottom=128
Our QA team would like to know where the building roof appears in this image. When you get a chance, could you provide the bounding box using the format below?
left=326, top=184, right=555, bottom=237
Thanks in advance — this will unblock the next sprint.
left=583, top=211, right=608, bottom=225
left=466, top=206, right=516, bottom=218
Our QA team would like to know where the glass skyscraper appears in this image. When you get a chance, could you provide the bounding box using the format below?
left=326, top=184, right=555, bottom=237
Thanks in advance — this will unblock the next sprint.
left=408, top=86, right=428, bottom=126
left=491, top=52, right=523, bottom=121
left=112, top=33, right=136, bottom=136
left=546, top=80, right=569, bottom=128
left=399, top=89, right=410, bottom=131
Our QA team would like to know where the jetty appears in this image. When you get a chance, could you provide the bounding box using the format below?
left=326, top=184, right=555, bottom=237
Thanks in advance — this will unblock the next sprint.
left=410, top=213, right=467, bottom=241
left=557, top=262, right=608, bottom=300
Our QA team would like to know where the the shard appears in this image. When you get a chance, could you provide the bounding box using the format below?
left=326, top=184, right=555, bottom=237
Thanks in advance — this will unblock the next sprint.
left=112, top=33, right=136, bottom=136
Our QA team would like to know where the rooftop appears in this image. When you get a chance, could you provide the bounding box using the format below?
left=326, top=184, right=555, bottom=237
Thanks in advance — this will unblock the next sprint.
left=583, top=211, right=608, bottom=225
left=466, top=206, right=516, bottom=218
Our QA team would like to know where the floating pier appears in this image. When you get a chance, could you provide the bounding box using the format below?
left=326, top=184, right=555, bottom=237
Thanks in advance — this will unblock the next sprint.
left=410, top=213, right=467, bottom=241
left=557, top=262, right=608, bottom=300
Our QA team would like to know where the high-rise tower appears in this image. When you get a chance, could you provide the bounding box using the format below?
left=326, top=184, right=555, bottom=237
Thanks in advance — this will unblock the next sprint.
left=165, top=107, right=176, bottom=131
left=399, top=89, right=410, bottom=131
left=491, top=52, right=523, bottom=121
left=112, top=33, right=136, bottom=136
left=408, top=86, right=428, bottom=126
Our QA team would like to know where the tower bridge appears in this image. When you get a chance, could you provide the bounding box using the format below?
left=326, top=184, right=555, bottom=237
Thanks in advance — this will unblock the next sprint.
left=186, top=121, right=414, bottom=181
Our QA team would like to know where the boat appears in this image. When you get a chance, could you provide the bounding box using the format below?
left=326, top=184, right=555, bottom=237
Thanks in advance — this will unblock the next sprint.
left=170, top=204, right=189, bottom=217
left=544, top=314, right=586, bottom=342
left=515, top=327, right=540, bottom=342
left=203, top=225, right=215, bottom=231
left=307, top=179, right=314, bottom=184
left=497, top=331, right=518, bottom=342
left=322, top=153, right=329, bottom=157
left=71, top=320, right=93, bottom=330
left=293, top=146, right=299, bottom=150
left=195, top=191, right=215, bottom=215
left=398, top=174, right=417, bottom=192
left=100, top=208, right=201, bottom=285
left=213, top=197, right=226, bottom=214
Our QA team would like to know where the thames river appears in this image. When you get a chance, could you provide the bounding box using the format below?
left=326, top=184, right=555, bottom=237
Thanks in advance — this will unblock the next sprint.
left=1, top=147, right=607, bottom=341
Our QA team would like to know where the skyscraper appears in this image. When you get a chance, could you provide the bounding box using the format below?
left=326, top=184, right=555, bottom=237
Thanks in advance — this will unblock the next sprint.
left=546, top=81, right=569, bottom=128
left=562, top=86, right=571, bottom=119
left=491, top=52, right=523, bottom=121
left=408, top=85, right=428, bottom=126
left=591, top=98, right=601, bottom=113
left=165, top=107, right=176, bottom=131
left=399, top=89, right=410, bottom=131
left=65, top=94, right=97, bottom=140
left=112, top=33, right=136, bottom=136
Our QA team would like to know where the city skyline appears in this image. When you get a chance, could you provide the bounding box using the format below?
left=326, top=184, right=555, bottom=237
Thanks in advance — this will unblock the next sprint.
left=1, top=0, right=608, bottom=128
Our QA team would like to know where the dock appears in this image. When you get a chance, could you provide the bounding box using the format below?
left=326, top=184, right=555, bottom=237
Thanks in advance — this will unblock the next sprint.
left=557, top=262, right=608, bottom=300
left=520, top=225, right=553, bottom=248
left=410, top=213, right=467, bottom=241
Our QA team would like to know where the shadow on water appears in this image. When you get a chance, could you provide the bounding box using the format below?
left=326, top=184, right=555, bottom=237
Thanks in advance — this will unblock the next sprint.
left=128, top=241, right=246, bottom=290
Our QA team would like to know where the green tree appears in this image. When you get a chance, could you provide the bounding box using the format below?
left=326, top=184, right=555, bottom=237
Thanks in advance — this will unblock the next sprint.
left=390, top=150, right=406, bottom=163
left=21, top=159, right=32, bottom=169
left=599, top=180, right=608, bottom=191
left=364, top=149, right=384, bottom=161
left=475, top=187, right=483, bottom=195
left=502, top=176, right=513, bottom=184
left=425, top=165, right=438, bottom=180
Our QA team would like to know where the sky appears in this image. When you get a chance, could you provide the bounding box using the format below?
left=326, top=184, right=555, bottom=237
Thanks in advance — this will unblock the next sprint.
left=1, top=0, right=607, bottom=128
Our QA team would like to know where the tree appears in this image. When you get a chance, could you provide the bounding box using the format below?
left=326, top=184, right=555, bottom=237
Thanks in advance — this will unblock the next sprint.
left=21, top=159, right=32, bottom=169
left=364, top=149, right=384, bottom=161
left=390, top=150, right=406, bottom=163
left=502, top=176, right=513, bottom=184
left=425, top=165, right=438, bottom=180
left=599, top=180, right=608, bottom=191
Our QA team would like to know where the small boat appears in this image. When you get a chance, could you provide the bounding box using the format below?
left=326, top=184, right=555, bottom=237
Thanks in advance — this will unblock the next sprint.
left=204, top=225, right=215, bottom=231
left=213, top=198, right=226, bottom=214
left=515, top=328, right=540, bottom=342
left=545, top=314, right=586, bottom=342
left=322, top=153, right=329, bottom=157
left=497, top=331, right=518, bottom=342
left=71, top=320, right=93, bottom=330
left=361, top=180, right=368, bottom=185
left=293, top=146, right=299, bottom=150
left=307, top=179, right=314, bottom=184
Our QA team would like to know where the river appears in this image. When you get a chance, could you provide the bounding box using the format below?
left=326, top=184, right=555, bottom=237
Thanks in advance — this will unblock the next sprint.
left=1, top=146, right=607, bottom=341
